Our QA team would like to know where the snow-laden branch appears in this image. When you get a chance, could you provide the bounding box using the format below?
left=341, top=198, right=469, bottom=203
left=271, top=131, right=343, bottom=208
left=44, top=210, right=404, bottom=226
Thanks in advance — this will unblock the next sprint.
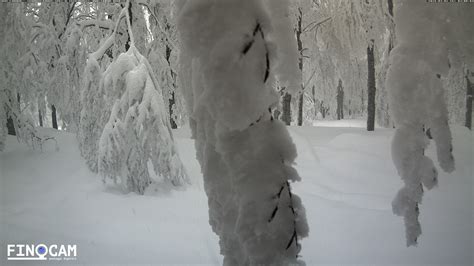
left=76, top=19, right=115, bottom=31
left=88, top=0, right=130, bottom=62
left=387, top=0, right=456, bottom=247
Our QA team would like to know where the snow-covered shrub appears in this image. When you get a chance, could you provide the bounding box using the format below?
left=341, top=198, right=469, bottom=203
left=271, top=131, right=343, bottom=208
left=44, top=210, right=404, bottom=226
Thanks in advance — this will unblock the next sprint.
left=98, top=46, right=188, bottom=194
left=386, top=0, right=458, bottom=246
left=177, top=0, right=308, bottom=264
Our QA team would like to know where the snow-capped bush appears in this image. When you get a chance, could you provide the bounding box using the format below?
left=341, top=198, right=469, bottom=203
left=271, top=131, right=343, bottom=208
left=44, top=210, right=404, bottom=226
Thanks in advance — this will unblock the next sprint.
left=98, top=46, right=188, bottom=194
left=177, top=0, right=308, bottom=264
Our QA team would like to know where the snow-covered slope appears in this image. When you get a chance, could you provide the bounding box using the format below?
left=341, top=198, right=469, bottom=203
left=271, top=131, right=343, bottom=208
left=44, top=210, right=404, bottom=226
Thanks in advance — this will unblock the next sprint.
left=1, top=122, right=472, bottom=265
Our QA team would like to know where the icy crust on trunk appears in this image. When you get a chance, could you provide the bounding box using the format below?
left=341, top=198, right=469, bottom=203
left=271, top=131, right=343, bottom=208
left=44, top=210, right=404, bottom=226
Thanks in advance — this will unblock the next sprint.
left=386, top=0, right=456, bottom=247
left=98, top=47, right=188, bottom=194
left=177, top=0, right=308, bottom=265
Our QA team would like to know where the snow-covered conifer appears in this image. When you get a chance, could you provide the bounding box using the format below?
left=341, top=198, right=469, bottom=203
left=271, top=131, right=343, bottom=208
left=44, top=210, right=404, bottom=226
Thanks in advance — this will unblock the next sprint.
left=177, top=0, right=308, bottom=264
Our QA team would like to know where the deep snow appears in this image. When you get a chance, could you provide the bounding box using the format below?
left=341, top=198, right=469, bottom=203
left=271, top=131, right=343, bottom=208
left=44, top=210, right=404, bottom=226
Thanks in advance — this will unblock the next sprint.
left=0, top=120, right=472, bottom=265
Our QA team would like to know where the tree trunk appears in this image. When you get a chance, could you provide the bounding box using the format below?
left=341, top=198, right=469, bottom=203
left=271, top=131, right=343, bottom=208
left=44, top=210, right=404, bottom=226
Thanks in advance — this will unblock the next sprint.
left=296, top=8, right=304, bottom=126
left=336, top=79, right=344, bottom=120
left=312, top=86, right=318, bottom=118
left=297, top=93, right=303, bottom=126
left=7, top=117, right=15, bottom=135
left=387, top=0, right=394, bottom=53
left=165, top=37, right=178, bottom=129
left=124, top=2, right=132, bottom=51
left=466, top=71, right=473, bottom=130
left=38, top=109, right=43, bottom=127
left=52, top=105, right=58, bottom=129
left=388, top=0, right=394, bottom=16
left=320, top=100, right=326, bottom=119
left=282, top=92, right=292, bottom=125
left=6, top=93, right=20, bottom=135
left=169, top=91, right=177, bottom=129
left=367, top=41, right=376, bottom=131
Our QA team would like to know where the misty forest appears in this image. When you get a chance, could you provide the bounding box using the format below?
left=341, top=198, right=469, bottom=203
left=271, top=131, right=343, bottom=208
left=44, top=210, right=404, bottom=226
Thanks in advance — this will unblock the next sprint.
left=0, top=0, right=473, bottom=265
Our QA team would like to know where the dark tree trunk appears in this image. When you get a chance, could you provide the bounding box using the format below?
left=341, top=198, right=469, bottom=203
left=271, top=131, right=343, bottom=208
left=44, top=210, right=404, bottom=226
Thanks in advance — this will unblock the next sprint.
left=312, top=86, right=317, bottom=117
left=165, top=32, right=178, bottom=129
left=7, top=93, right=20, bottom=135
left=296, top=8, right=304, bottom=126
left=466, top=71, right=473, bottom=130
left=388, top=0, right=394, bottom=17
left=297, top=93, right=303, bottom=126
left=336, top=79, right=344, bottom=120
left=367, top=41, right=376, bottom=131
left=169, top=91, right=177, bottom=129
left=320, top=100, right=326, bottom=119
left=282, top=92, right=292, bottom=125
left=52, top=105, right=58, bottom=129
left=124, top=2, right=133, bottom=51
left=7, top=117, right=15, bottom=135
left=38, top=109, right=43, bottom=127
left=387, top=0, right=394, bottom=54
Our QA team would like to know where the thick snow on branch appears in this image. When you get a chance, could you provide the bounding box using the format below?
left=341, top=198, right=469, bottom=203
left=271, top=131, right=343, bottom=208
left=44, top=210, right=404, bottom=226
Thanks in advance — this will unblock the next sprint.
left=177, top=0, right=308, bottom=264
left=98, top=46, right=188, bottom=194
left=386, top=0, right=459, bottom=247
left=263, top=0, right=301, bottom=96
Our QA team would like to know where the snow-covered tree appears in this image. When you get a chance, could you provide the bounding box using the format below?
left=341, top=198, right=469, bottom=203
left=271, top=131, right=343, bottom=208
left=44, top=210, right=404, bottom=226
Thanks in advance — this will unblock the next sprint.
left=177, top=0, right=308, bottom=264
left=78, top=1, right=188, bottom=193
left=145, top=1, right=187, bottom=128
left=98, top=46, right=188, bottom=194
left=295, top=0, right=391, bottom=126
left=78, top=4, right=129, bottom=173
left=385, top=0, right=471, bottom=246
left=0, top=3, right=46, bottom=149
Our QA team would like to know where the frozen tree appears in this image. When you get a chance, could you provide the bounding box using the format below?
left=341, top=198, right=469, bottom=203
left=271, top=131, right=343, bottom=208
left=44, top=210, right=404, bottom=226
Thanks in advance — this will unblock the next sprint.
left=98, top=45, right=188, bottom=194
left=302, top=0, right=389, bottom=125
left=385, top=0, right=470, bottom=246
left=77, top=2, right=188, bottom=193
left=0, top=4, right=46, bottom=150
left=145, top=1, right=188, bottom=128
left=28, top=2, right=79, bottom=129
left=77, top=4, right=131, bottom=173
left=177, top=0, right=308, bottom=264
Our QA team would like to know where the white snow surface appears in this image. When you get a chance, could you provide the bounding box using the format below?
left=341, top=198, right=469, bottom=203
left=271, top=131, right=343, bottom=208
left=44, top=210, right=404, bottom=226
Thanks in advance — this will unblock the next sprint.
left=0, top=121, right=473, bottom=265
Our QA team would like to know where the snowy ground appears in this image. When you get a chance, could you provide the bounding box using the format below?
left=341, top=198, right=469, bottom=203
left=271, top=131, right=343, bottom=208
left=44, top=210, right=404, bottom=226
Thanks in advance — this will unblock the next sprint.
left=1, top=120, right=472, bottom=265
